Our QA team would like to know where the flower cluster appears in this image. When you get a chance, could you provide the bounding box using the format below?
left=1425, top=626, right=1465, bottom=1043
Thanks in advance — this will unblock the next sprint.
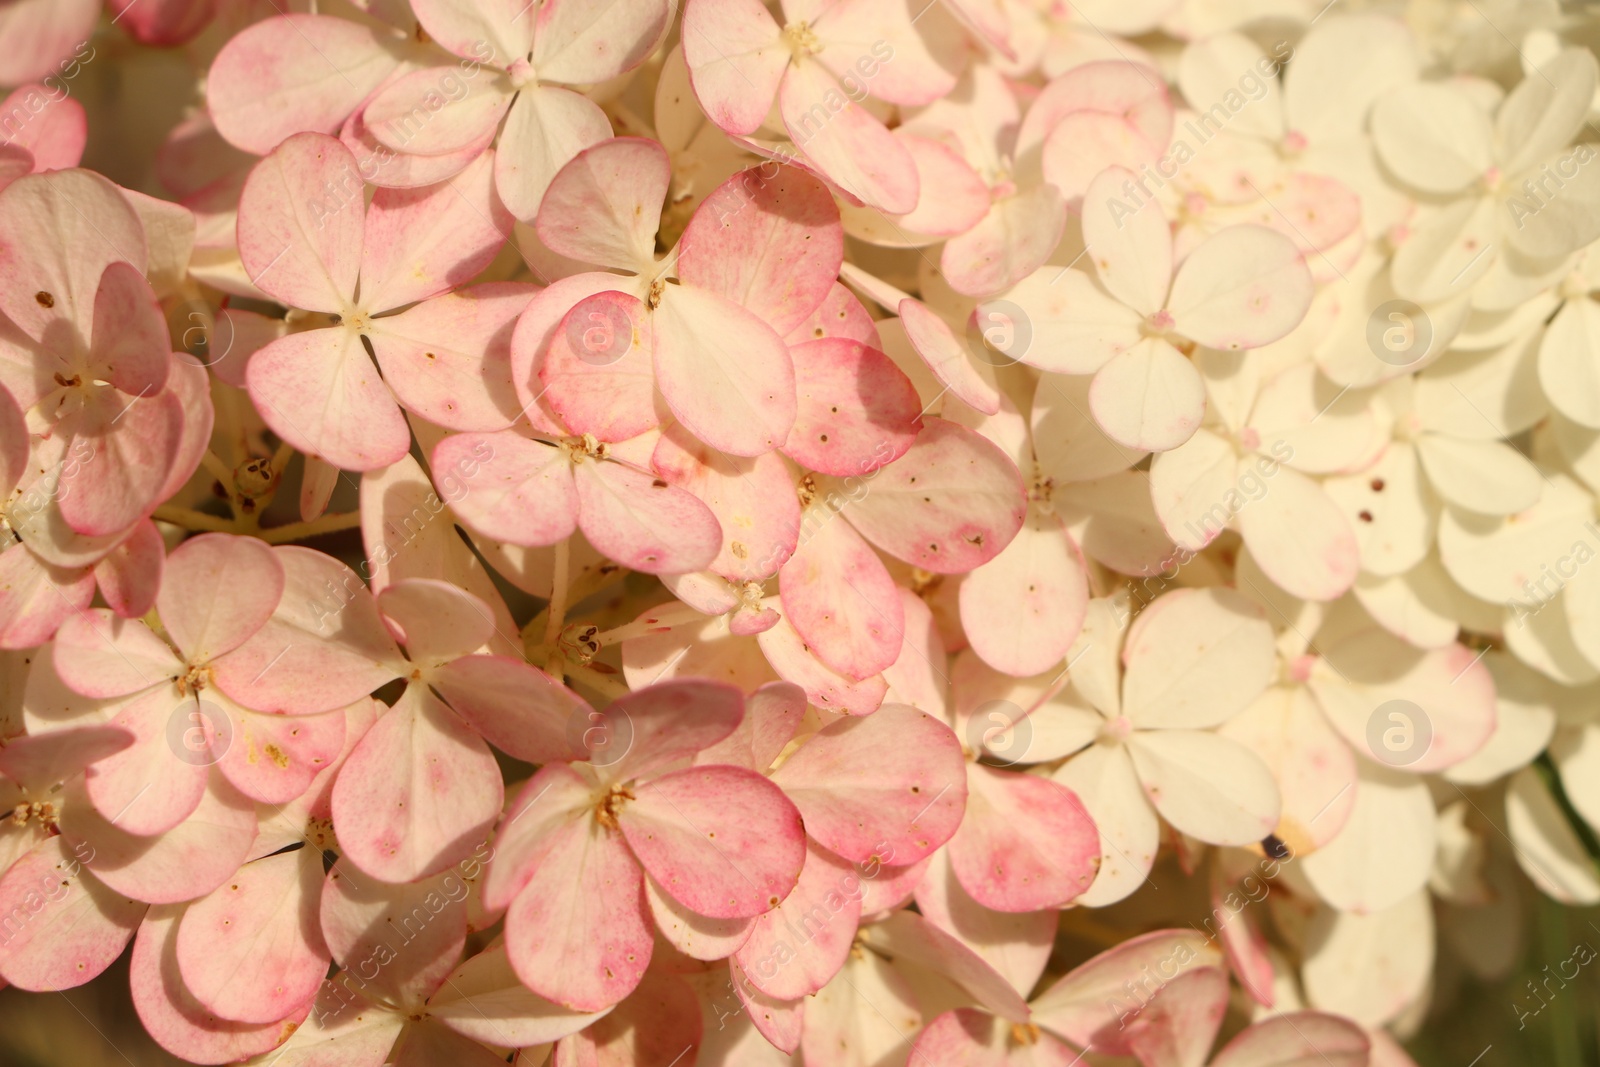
left=0, top=1, right=1598, bottom=1065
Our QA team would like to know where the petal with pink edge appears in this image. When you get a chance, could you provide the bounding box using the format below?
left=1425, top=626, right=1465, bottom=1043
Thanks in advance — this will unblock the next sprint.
left=208, top=15, right=403, bottom=155
left=1043, top=112, right=1162, bottom=200
left=159, top=532, right=285, bottom=664
left=1209, top=1012, right=1369, bottom=1067
left=88, top=261, right=171, bottom=395
left=320, top=857, right=468, bottom=1007
left=942, top=186, right=1069, bottom=299
left=1235, top=465, right=1360, bottom=601
left=52, top=609, right=180, bottom=699
left=0, top=546, right=93, bottom=649
left=1167, top=226, right=1314, bottom=351
left=434, top=653, right=592, bottom=763
left=216, top=700, right=347, bottom=805
left=427, top=943, right=609, bottom=1047
left=358, top=151, right=510, bottom=312
left=0, top=836, right=143, bottom=991
left=534, top=0, right=672, bottom=87
left=93, top=519, right=164, bottom=620
left=331, top=684, right=504, bottom=882
left=772, top=703, right=967, bottom=865
left=1121, top=586, right=1276, bottom=731
left=779, top=509, right=904, bottom=680
left=645, top=873, right=756, bottom=961
left=210, top=546, right=403, bottom=716
left=734, top=840, right=861, bottom=999
left=540, top=290, right=659, bottom=441
left=237, top=133, right=363, bottom=313
left=369, top=282, right=532, bottom=431
left=784, top=338, right=922, bottom=476
left=831, top=418, right=1027, bottom=573
left=681, top=0, right=787, bottom=136
left=129, top=905, right=301, bottom=1066
left=1122, top=966, right=1230, bottom=1067
left=376, top=578, right=495, bottom=664
left=897, top=297, right=1002, bottom=415
left=58, top=387, right=185, bottom=537
left=363, top=66, right=514, bottom=158
left=619, top=764, right=805, bottom=919
left=536, top=137, right=668, bottom=272
left=947, top=764, right=1100, bottom=912
left=960, top=508, right=1088, bottom=678
left=176, top=846, right=327, bottom=1024
left=912, top=1008, right=1081, bottom=1065
left=247, top=328, right=411, bottom=472
left=573, top=456, right=724, bottom=575
left=505, top=817, right=652, bottom=1012
left=434, top=431, right=578, bottom=547
left=60, top=776, right=258, bottom=905
left=0, top=85, right=86, bottom=169
left=679, top=164, right=845, bottom=337
left=592, top=678, right=745, bottom=786
left=858, top=909, right=1031, bottom=1021
left=781, top=59, right=919, bottom=215
left=756, top=612, right=889, bottom=716
left=653, top=282, right=797, bottom=457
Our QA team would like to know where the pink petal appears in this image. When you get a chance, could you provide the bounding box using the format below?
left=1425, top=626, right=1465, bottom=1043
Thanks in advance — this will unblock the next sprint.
left=645, top=872, right=756, bottom=960
left=552, top=971, right=704, bottom=1064
left=893, top=135, right=990, bottom=238
left=434, top=653, right=592, bottom=763
left=1029, top=930, right=1221, bottom=1052
left=540, top=290, right=659, bottom=441
left=781, top=59, right=920, bottom=215
left=320, top=857, right=469, bottom=1008
left=493, top=84, right=612, bottom=222
left=85, top=689, right=210, bottom=837
left=0, top=84, right=86, bottom=167
left=619, top=763, right=805, bottom=919
left=591, top=679, right=745, bottom=784
left=358, top=150, right=510, bottom=311
left=1167, top=225, right=1314, bottom=351
left=159, top=532, right=285, bottom=664
left=897, top=298, right=1003, bottom=416
left=246, top=327, right=411, bottom=471
left=330, top=684, right=504, bottom=882
left=914, top=851, right=1055, bottom=999
left=1121, top=966, right=1230, bottom=1067
left=681, top=0, right=787, bottom=135
left=0, top=725, right=133, bottom=793
left=57, top=387, right=185, bottom=537
left=207, top=15, right=403, bottom=155
left=756, top=612, right=889, bottom=717
left=734, top=840, right=861, bottom=999
left=60, top=776, right=259, bottom=905
left=505, top=815, right=652, bottom=1012
left=835, top=417, right=1028, bottom=574
left=215, top=702, right=347, bottom=805
left=785, top=281, right=881, bottom=347
left=695, top=679, right=807, bottom=773
left=679, top=164, right=845, bottom=337
left=376, top=578, right=495, bottom=664
left=773, top=703, right=968, bottom=866
left=339, top=104, right=493, bottom=191
left=651, top=422, right=802, bottom=581
left=1082, top=166, right=1171, bottom=316
left=88, top=261, right=171, bottom=395
left=653, top=282, right=797, bottom=456
left=391, top=1020, right=508, bottom=1067
left=784, top=338, right=923, bottom=476
left=52, top=609, right=181, bottom=699
left=912, top=1008, right=1081, bottom=1065
left=176, top=847, right=328, bottom=1024
left=779, top=512, right=904, bottom=680
left=130, top=905, right=302, bottom=1065
left=110, top=0, right=214, bottom=45
left=1235, top=465, right=1360, bottom=602
left=948, top=764, right=1100, bottom=912
left=573, top=456, right=723, bottom=575
left=1209, top=1012, right=1369, bottom=1067
left=0, top=169, right=146, bottom=357
left=960, top=509, right=1089, bottom=678
left=433, top=429, right=578, bottom=545
left=1017, top=60, right=1173, bottom=163
left=508, top=271, right=633, bottom=433
left=0, top=545, right=93, bottom=649
left=0, top=0, right=89, bottom=82
left=942, top=186, right=1069, bottom=299
left=0, top=836, right=143, bottom=991
left=0, top=384, right=24, bottom=496
left=93, top=519, right=164, bottom=619
left=237, top=133, right=364, bottom=313
left=210, top=546, right=403, bottom=716
left=536, top=137, right=669, bottom=270
left=369, top=282, right=532, bottom=431
left=362, top=66, right=513, bottom=158
left=730, top=953, right=804, bottom=1053
left=1042, top=112, right=1163, bottom=200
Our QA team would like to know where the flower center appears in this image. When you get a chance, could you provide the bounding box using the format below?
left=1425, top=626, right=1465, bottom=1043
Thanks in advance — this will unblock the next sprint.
left=1143, top=309, right=1176, bottom=337
left=507, top=58, right=537, bottom=91
left=783, top=21, right=820, bottom=58
left=176, top=663, right=212, bottom=696
left=1281, top=130, right=1307, bottom=156
left=1098, top=715, right=1135, bottom=744
left=595, top=784, right=634, bottom=829
left=562, top=434, right=607, bottom=463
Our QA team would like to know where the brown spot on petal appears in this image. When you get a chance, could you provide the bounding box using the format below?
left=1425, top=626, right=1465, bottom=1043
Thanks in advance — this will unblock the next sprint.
left=34, top=291, right=53, bottom=307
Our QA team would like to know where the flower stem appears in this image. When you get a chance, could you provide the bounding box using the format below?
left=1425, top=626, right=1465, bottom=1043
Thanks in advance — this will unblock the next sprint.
left=152, top=505, right=237, bottom=534
left=591, top=600, right=713, bottom=647
left=257, top=511, right=363, bottom=544
left=544, top=538, right=571, bottom=649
